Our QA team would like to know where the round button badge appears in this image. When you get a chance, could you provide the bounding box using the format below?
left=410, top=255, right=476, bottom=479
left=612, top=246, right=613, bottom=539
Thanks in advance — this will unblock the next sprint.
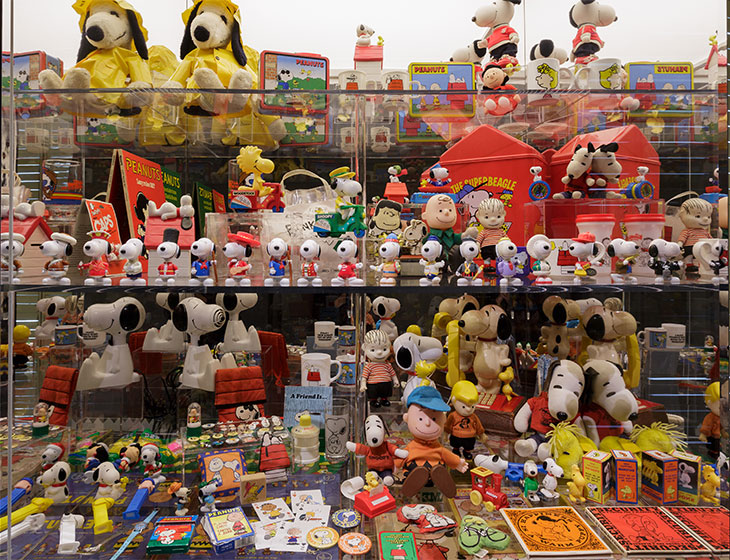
left=331, top=508, right=361, bottom=529
left=306, top=526, right=339, bottom=549
left=339, top=532, right=372, bottom=556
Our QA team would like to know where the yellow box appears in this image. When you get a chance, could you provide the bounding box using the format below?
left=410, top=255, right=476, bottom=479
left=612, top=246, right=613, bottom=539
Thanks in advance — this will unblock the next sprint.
left=582, top=450, right=613, bottom=504
left=611, top=449, right=639, bottom=504
left=671, top=450, right=701, bottom=505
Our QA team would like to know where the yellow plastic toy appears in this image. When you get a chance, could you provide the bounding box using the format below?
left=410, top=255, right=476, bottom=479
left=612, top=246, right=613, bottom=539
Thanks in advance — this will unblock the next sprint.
left=236, top=146, right=275, bottom=196
left=546, top=421, right=597, bottom=473
left=38, top=0, right=152, bottom=116
left=700, top=464, right=721, bottom=505
left=445, top=319, right=464, bottom=387
left=498, top=366, right=515, bottom=401
left=642, top=460, right=662, bottom=485
left=92, top=497, right=116, bottom=534
left=566, top=464, right=586, bottom=503
left=363, top=471, right=382, bottom=493
left=0, top=497, right=53, bottom=532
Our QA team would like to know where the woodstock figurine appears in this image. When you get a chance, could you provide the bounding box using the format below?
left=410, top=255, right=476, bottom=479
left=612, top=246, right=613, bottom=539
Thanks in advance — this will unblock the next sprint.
left=567, top=464, right=586, bottom=503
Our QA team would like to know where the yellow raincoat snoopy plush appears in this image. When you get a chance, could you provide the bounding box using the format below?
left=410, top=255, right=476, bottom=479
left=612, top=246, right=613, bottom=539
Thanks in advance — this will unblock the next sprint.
left=39, top=0, right=152, bottom=116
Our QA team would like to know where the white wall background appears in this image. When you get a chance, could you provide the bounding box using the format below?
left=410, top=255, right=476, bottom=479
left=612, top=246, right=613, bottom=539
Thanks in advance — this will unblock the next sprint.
left=2, top=0, right=725, bottom=72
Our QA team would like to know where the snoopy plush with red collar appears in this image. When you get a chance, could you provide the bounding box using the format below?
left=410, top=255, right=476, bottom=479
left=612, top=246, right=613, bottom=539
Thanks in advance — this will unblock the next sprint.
left=568, top=0, right=617, bottom=65
left=473, top=0, right=521, bottom=68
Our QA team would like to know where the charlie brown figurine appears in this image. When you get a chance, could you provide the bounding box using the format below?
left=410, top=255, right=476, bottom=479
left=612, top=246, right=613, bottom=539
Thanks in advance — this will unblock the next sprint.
left=422, top=195, right=463, bottom=252
left=700, top=382, right=728, bottom=460
left=397, top=385, right=468, bottom=498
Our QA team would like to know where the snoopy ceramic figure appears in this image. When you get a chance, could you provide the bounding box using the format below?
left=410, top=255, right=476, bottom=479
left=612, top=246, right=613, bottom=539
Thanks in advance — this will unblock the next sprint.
left=143, top=293, right=188, bottom=353
left=77, top=297, right=146, bottom=391
left=155, top=228, right=181, bottom=286
left=607, top=239, right=640, bottom=284
left=190, top=237, right=217, bottom=286
left=0, top=232, right=25, bottom=284
left=297, top=239, right=322, bottom=287
left=40, top=233, right=77, bottom=285
left=419, top=236, right=446, bottom=286
left=526, top=234, right=555, bottom=285
left=355, top=24, right=375, bottom=47
left=568, top=233, right=606, bottom=283
left=265, top=238, right=290, bottom=287
left=648, top=239, right=683, bottom=285
left=118, top=238, right=146, bottom=286
left=78, top=230, right=112, bottom=286
left=332, top=239, right=364, bottom=286
left=473, top=0, right=522, bottom=67
left=223, top=232, right=260, bottom=286
left=215, top=293, right=261, bottom=353
left=370, top=234, right=401, bottom=286
left=455, top=236, right=483, bottom=286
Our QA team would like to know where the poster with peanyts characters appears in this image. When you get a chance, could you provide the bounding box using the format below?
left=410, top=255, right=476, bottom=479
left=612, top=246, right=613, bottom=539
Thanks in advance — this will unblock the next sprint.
left=260, top=51, right=329, bottom=114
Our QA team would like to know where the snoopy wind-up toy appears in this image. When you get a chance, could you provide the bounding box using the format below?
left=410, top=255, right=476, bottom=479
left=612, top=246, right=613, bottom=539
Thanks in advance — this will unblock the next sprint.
left=38, top=0, right=152, bottom=116
left=76, top=297, right=146, bottom=391
left=161, top=0, right=255, bottom=116
left=78, top=230, right=113, bottom=286
left=223, top=231, right=260, bottom=286
left=40, top=233, right=77, bottom=285
left=118, top=238, right=145, bottom=286
left=298, top=239, right=322, bottom=287
left=0, top=232, right=25, bottom=284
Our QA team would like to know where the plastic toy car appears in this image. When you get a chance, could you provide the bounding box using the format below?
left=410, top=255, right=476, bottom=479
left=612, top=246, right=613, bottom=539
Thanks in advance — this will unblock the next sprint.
left=313, top=204, right=366, bottom=237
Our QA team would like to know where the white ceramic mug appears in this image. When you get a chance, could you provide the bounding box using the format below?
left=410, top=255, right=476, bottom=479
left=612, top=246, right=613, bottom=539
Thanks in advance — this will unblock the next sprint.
left=637, top=327, right=667, bottom=349
left=526, top=58, right=575, bottom=90
left=314, top=321, right=339, bottom=348
left=661, top=323, right=687, bottom=348
left=301, top=352, right=342, bottom=387
left=574, top=58, right=623, bottom=90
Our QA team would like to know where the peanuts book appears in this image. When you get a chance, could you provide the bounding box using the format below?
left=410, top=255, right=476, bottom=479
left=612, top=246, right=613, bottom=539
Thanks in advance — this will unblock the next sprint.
left=663, top=506, right=730, bottom=554
left=202, top=506, right=255, bottom=554
left=146, top=515, right=198, bottom=554
left=585, top=506, right=709, bottom=555
left=500, top=506, right=611, bottom=557
left=379, top=531, right=419, bottom=560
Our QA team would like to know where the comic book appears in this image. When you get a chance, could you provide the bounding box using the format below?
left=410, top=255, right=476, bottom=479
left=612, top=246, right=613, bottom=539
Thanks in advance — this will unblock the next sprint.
left=378, top=532, right=419, bottom=560
left=585, top=506, right=709, bottom=555
left=500, top=506, right=611, bottom=557
left=662, top=506, right=730, bottom=554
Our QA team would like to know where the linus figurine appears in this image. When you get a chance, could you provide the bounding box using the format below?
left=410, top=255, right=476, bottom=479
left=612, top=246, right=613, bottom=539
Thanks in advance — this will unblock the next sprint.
left=677, top=198, right=713, bottom=279
left=397, top=385, right=469, bottom=498
left=360, top=329, right=399, bottom=408
left=445, top=381, right=486, bottom=460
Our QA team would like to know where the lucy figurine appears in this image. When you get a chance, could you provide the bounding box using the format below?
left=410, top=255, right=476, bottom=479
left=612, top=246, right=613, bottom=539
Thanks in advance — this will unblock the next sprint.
left=419, top=236, right=446, bottom=286
left=155, top=229, right=180, bottom=286
left=648, top=239, right=683, bottom=285
left=370, top=234, right=401, bottom=286
left=223, top=232, right=260, bottom=287
left=118, top=238, right=146, bottom=286
left=445, top=381, right=486, bottom=460
left=265, top=237, right=290, bottom=287
left=568, top=233, right=605, bottom=283
left=677, top=198, right=713, bottom=278
left=78, top=230, right=112, bottom=286
left=190, top=237, right=216, bottom=287
left=475, top=198, right=506, bottom=277
left=606, top=239, right=640, bottom=284
left=526, top=234, right=554, bottom=284
left=360, top=329, right=399, bottom=408
left=298, top=239, right=322, bottom=287
left=455, top=236, right=483, bottom=286
left=40, top=233, right=77, bottom=285
left=332, top=239, right=364, bottom=286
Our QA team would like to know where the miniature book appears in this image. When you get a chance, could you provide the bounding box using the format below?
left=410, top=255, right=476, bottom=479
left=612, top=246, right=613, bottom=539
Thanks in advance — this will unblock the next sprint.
left=146, top=515, right=197, bottom=555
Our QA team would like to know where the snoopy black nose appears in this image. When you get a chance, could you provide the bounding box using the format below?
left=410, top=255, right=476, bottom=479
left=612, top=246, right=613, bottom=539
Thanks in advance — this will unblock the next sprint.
left=471, top=16, right=476, bottom=22
left=557, top=412, right=568, bottom=421
left=458, top=320, right=465, bottom=328
left=84, top=243, right=92, bottom=252
left=194, top=26, right=210, bottom=42
left=86, top=25, right=104, bottom=42
left=628, top=412, right=638, bottom=421
left=568, top=174, right=574, bottom=179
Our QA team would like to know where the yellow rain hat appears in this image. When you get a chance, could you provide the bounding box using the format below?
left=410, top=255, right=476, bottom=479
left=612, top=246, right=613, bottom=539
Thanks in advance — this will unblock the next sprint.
left=72, top=0, right=148, bottom=40
left=329, top=166, right=356, bottom=180
left=182, top=0, right=241, bottom=26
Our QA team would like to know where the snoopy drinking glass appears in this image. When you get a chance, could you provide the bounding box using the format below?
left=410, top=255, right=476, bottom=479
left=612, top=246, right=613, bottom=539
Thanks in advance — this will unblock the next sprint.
left=41, top=159, right=83, bottom=223
left=325, top=398, right=349, bottom=463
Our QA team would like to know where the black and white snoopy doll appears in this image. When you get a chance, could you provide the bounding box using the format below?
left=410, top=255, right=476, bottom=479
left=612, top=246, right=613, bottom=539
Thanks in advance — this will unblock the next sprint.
left=77, top=297, right=146, bottom=391
left=190, top=237, right=216, bottom=287
left=568, top=0, right=617, bottom=65
left=0, top=232, right=25, bottom=284
left=118, top=238, right=145, bottom=286
left=297, top=239, right=322, bottom=287
left=37, top=461, right=72, bottom=504
left=265, top=238, right=290, bottom=287
left=215, top=293, right=261, bottom=353
left=332, top=239, right=364, bottom=287
left=78, top=230, right=112, bottom=286
left=40, top=233, right=77, bottom=285
left=155, top=228, right=181, bottom=286
left=472, top=0, right=521, bottom=67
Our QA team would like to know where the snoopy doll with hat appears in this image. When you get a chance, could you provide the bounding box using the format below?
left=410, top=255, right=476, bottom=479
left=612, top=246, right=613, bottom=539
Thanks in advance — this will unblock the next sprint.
left=370, top=234, right=401, bottom=286
left=155, top=228, right=181, bottom=286
left=38, top=0, right=153, bottom=116
left=40, top=233, right=77, bottom=285
left=78, top=231, right=113, bottom=286
left=568, top=232, right=606, bottom=284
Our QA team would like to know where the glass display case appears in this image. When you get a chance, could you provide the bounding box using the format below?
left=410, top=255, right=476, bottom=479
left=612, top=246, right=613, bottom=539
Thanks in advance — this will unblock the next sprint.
left=1, top=5, right=728, bottom=559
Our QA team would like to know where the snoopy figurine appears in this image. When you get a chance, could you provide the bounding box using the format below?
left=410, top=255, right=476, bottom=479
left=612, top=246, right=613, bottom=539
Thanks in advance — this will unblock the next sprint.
left=155, top=228, right=181, bottom=286
left=215, top=293, right=261, bottom=353
left=419, top=236, right=445, bottom=286
left=387, top=165, right=407, bottom=183
left=143, top=293, right=188, bottom=353
left=568, top=0, right=617, bottom=65
left=370, top=234, right=401, bottom=286
left=648, top=239, right=683, bottom=284
left=118, top=238, right=146, bottom=286
left=568, top=233, right=606, bottom=284
left=40, top=233, right=77, bottom=285
left=526, top=234, right=555, bottom=285
left=455, top=236, right=483, bottom=286
left=472, top=0, right=521, bottom=67
left=37, top=461, right=71, bottom=504
left=140, top=443, right=166, bottom=485
left=496, top=238, right=523, bottom=286
left=333, top=239, right=364, bottom=286
left=538, top=458, right=564, bottom=500
left=355, top=24, right=375, bottom=47
left=223, top=232, right=260, bottom=287
left=190, top=237, right=216, bottom=286
left=265, top=238, right=290, bottom=287
left=298, top=239, right=322, bottom=287
left=607, top=239, right=640, bottom=284
left=1, top=232, right=25, bottom=284
left=78, top=230, right=112, bottom=286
